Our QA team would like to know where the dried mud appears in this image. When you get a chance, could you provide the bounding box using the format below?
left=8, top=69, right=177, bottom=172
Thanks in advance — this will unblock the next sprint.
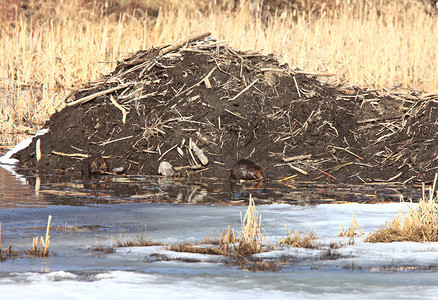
left=12, top=35, right=438, bottom=185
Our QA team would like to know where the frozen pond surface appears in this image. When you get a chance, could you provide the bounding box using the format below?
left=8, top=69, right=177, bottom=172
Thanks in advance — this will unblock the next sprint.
left=1, top=165, right=438, bottom=299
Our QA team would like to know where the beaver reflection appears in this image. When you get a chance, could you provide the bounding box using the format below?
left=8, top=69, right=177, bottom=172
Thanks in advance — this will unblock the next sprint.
left=81, top=156, right=109, bottom=179
left=230, top=159, right=264, bottom=181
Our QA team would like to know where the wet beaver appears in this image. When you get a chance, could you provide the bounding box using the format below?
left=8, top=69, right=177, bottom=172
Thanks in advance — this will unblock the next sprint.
left=81, top=156, right=109, bottom=179
left=230, top=159, right=264, bottom=180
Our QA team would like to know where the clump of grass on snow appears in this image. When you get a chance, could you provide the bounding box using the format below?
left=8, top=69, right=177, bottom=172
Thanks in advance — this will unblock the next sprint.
left=195, top=194, right=273, bottom=257
left=366, top=174, right=438, bottom=243
left=277, top=225, right=319, bottom=249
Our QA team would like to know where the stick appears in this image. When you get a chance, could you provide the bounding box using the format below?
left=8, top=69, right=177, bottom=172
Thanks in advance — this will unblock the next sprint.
left=224, top=109, right=245, bottom=119
left=388, top=172, right=403, bottom=182
left=159, top=144, right=178, bottom=161
left=282, top=154, right=312, bottom=162
left=228, top=79, right=258, bottom=101
left=36, top=139, right=41, bottom=162
left=51, top=151, right=90, bottom=158
left=332, top=146, right=363, bottom=160
left=279, top=174, right=298, bottom=181
left=292, top=70, right=335, bottom=77
left=66, top=84, right=132, bottom=106
left=357, top=115, right=403, bottom=124
left=159, top=32, right=211, bottom=56
left=99, top=135, right=133, bottom=146
left=287, top=163, right=308, bottom=175
left=174, top=165, right=204, bottom=171
left=109, top=95, right=128, bottom=124
left=179, top=67, right=217, bottom=94
left=293, top=76, right=302, bottom=98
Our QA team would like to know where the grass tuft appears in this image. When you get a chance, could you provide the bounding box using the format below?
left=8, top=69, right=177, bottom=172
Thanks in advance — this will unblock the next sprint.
left=277, top=225, right=319, bottom=249
left=366, top=173, right=438, bottom=243
left=1, top=215, right=52, bottom=261
left=30, top=215, right=51, bottom=257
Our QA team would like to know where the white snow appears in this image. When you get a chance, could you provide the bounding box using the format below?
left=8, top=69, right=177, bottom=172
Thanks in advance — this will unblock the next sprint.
left=0, top=128, right=49, bottom=166
left=0, top=168, right=437, bottom=298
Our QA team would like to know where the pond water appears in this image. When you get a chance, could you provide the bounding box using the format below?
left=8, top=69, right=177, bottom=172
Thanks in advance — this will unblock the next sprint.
left=1, top=164, right=438, bottom=299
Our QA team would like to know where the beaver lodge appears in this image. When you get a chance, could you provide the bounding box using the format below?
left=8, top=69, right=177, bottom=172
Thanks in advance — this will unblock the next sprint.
left=12, top=33, right=438, bottom=185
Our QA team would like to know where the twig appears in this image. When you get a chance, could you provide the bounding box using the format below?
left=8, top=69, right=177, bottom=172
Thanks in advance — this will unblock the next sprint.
left=51, top=151, right=90, bottom=158
left=99, top=135, right=133, bottom=146
left=381, top=139, right=412, bottom=164
left=159, top=144, right=178, bottom=161
left=228, top=79, right=259, bottom=101
left=174, top=165, right=204, bottom=171
left=357, top=115, right=404, bottom=124
left=179, top=67, right=217, bottom=94
left=293, top=76, right=302, bottom=98
left=388, top=172, right=403, bottom=182
left=332, top=146, right=363, bottom=160
left=279, top=174, right=298, bottom=181
left=66, top=84, right=132, bottom=106
left=282, top=154, right=312, bottom=162
left=109, top=95, right=128, bottom=124
left=292, top=70, right=335, bottom=77
left=159, top=32, right=211, bottom=56
left=287, top=163, right=308, bottom=175
left=260, top=68, right=288, bottom=73
left=224, top=109, right=245, bottom=119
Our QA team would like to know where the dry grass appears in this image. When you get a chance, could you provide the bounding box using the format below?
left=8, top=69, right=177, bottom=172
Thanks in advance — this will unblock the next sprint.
left=366, top=173, right=438, bottom=243
left=1, top=0, right=438, bottom=144
left=277, top=225, right=319, bottom=249
left=1, top=215, right=52, bottom=260
left=338, top=213, right=364, bottom=245
left=339, top=213, right=363, bottom=238
left=168, top=195, right=279, bottom=271
left=176, top=195, right=273, bottom=257
left=116, top=225, right=161, bottom=247
left=30, top=214, right=51, bottom=257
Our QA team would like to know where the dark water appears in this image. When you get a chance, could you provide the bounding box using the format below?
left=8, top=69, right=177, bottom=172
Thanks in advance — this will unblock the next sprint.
left=1, top=166, right=421, bottom=208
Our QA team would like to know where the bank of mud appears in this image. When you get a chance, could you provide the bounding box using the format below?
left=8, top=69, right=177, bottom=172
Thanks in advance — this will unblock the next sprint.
left=12, top=34, right=438, bottom=185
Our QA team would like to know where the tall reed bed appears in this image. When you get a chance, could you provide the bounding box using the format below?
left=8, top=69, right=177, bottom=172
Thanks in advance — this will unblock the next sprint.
left=1, top=0, right=437, bottom=144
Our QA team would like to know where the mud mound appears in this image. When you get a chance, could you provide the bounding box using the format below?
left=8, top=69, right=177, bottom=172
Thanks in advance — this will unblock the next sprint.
left=13, top=33, right=438, bottom=184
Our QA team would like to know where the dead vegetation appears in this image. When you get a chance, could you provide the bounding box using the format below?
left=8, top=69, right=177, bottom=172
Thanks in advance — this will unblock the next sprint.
left=167, top=195, right=278, bottom=271
left=366, top=174, right=438, bottom=243
left=115, top=225, right=162, bottom=248
left=112, top=195, right=345, bottom=271
left=277, top=226, right=319, bottom=249
left=0, top=215, right=52, bottom=261
left=2, top=0, right=438, bottom=148
left=338, top=213, right=364, bottom=245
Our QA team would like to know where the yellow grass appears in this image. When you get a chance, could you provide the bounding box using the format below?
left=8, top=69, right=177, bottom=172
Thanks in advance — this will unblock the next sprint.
left=1, top=0, right=438, bottom=144
left=219, top=194, right=270, bottom=255
left=277, top=226, right=319, bottom=249
left=338, top=213, right=363, bottom=237
left=366, top=174, right=438, bottom=243
left=30, top=214, right=51, bottom=256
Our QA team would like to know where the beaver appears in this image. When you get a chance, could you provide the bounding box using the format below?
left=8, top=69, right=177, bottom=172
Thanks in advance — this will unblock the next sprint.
left=230, top=159, right=264, bottom=180
left=81, top=156, right=109, bottom=179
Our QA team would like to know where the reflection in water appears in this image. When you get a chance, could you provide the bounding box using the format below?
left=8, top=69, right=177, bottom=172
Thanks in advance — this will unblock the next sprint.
left=0, top=166, right=46, bottom=207
left=0, top=167, right=422, bottom=207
